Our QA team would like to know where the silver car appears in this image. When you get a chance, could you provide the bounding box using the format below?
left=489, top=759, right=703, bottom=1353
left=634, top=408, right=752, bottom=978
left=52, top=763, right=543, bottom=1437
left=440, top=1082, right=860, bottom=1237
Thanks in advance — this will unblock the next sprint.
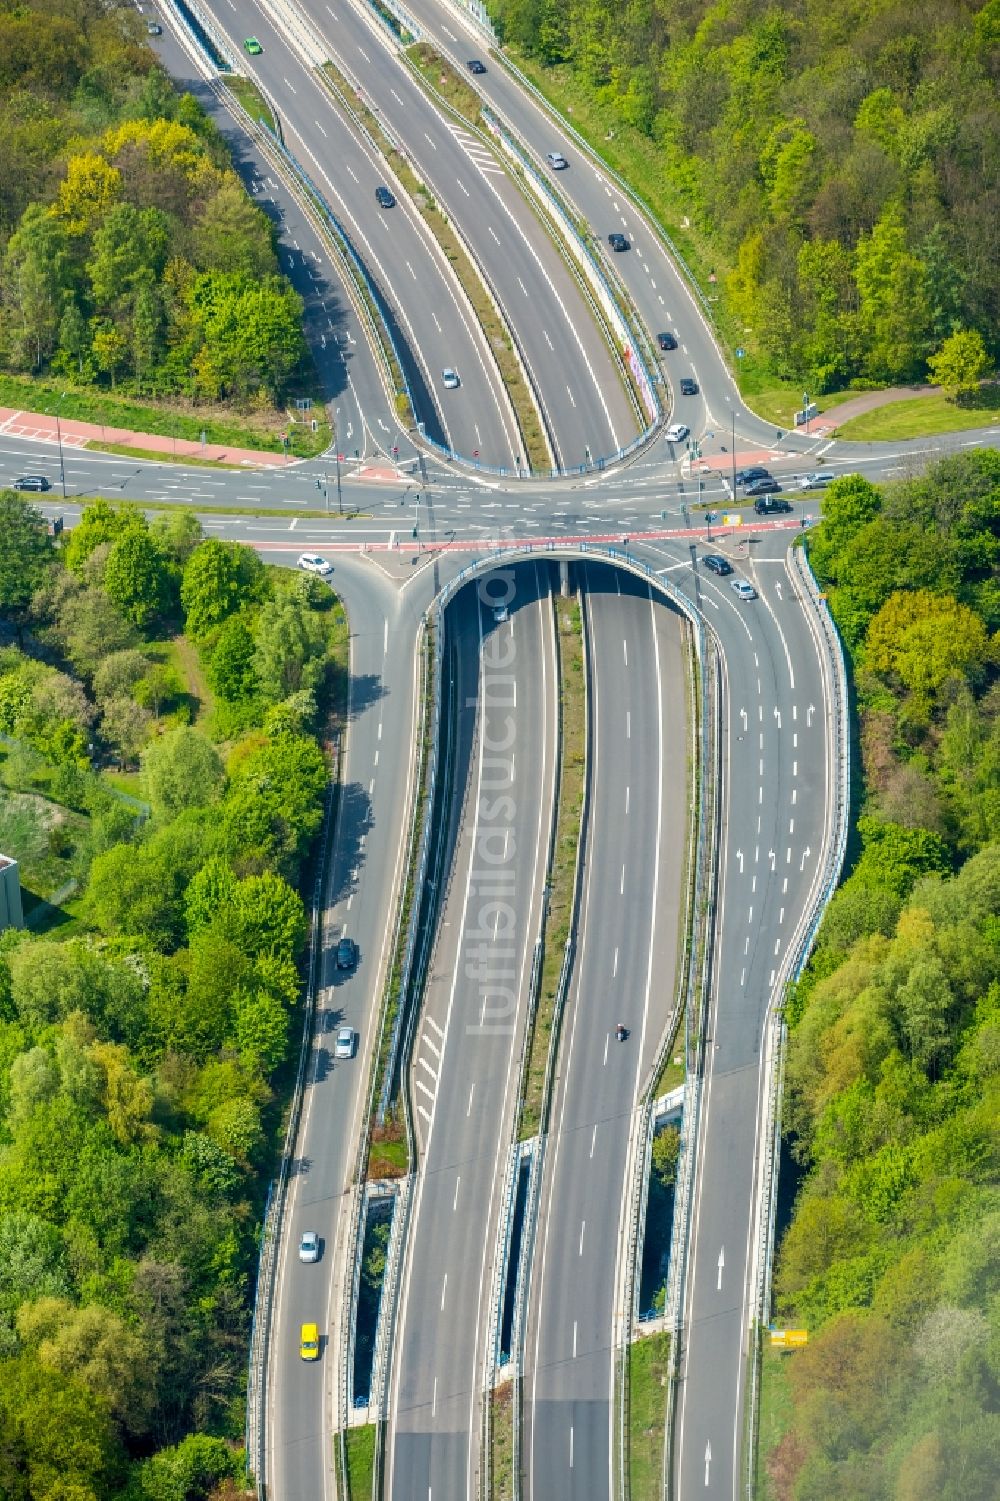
left=298, top=1231, right=320, bottom=1263
left=731, top=579, right=757, bottom=602
left=335, top=1026, right=356, bottom=1059
left=442, top=368, right=460, bottom=389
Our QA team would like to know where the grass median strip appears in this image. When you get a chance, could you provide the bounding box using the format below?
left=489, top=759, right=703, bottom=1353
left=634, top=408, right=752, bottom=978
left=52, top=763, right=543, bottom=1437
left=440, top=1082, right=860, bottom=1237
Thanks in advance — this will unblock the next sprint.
left=342, top=1424, right=376, bottom=1500
left=407, top=41, right=484, bottom=125
left=628, top=1329, right=671, bottom=1499
left=834, top=388, right=1000, bottom=439
left=519, top=594, right=586, bottom=1139
left=83, top=440, right=250, bottom=468
left=320, top=61, right=547, bottom=471
left=224, top=74, right=277, bottom=134
left=489, top=1383, right=515, bottom=1501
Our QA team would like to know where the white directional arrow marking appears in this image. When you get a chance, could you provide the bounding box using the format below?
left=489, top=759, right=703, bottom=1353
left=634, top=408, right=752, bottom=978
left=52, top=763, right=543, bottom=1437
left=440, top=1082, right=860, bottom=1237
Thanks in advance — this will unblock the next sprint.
left=736, top=849, right=744, bottom=874
left=705, top=1441, right=712, bottom=1486
left=773, top=706, right=782, bottom=729
left=740, top=707, right=748, bottom=731
left=769, top=850, right=776, bottom=871
left=717, top=1246, right=725, bottom=1290
left=807, top=703, right=816, bottom=727
left=800, top=845, right=811, bottom=871
left=775, top=581, right=783, bottom=600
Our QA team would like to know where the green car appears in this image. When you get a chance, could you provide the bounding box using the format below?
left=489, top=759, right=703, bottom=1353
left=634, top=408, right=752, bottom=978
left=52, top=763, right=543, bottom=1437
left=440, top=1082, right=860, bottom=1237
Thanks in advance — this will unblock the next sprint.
left=244, top=36, right=262, bottom=54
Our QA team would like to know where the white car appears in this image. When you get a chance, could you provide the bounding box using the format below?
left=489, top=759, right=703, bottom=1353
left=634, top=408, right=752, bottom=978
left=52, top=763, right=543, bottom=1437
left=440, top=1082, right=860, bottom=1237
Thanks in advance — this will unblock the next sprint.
left=798, top=471, right=835, bottom=490
left=493, top=604, right=509, bottom=624
left=442, top=368, right=460, bottom=389
left=665, top=422, right=689, bottom=444
left=546, top=151, right=568, bottom=169
left=731, top=579, right=757, bottom=602
left=297, top=553, right=332, bottom=576
left=298, top=1231, right=320, bottom=1263
left=335, top=1026, right=356, bottom=1060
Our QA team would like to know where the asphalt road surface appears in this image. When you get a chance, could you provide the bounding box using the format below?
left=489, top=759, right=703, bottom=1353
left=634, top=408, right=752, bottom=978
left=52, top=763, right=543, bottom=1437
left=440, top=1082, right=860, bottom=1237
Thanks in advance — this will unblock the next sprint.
left=523, top=566, right=689, bottom=1500
left=388, top=565, right=559, bottom=1500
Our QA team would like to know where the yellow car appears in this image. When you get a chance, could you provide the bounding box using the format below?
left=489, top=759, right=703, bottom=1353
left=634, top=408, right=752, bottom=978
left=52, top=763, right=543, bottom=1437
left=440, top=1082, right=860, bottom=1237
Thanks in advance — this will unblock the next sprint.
left=300, top=1323, right=320, bottom=1361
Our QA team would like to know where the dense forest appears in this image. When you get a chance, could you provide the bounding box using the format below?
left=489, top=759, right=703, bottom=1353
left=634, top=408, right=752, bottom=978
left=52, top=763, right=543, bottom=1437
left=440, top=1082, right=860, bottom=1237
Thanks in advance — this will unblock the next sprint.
left=490, top=0, right=1000, bottom=391
left=0, top=0, right=306, bottom=404
left=763, top=449, right=1000, bottom=1497
left=0, top=493, right=346, bottom=1500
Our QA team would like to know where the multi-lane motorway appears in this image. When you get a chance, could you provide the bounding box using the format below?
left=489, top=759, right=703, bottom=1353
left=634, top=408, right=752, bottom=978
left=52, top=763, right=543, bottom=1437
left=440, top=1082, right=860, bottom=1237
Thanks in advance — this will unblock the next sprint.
left=524, top=567, right=689, bottom=1499
left=7, top=1, right=998, bottom=1497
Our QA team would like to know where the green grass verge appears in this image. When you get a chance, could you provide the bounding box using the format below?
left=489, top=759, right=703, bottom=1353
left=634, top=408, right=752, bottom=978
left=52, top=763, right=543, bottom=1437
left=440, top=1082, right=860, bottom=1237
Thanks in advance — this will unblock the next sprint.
left=224, top=74, right=277, bottom=134
left=321, top=61, right=546, bottom=471
left=67, top=497, right=368, bottom=522
left=736, top=385, right=858, bottom=432
left=653, top=1013, right=685, bottom=1098
left=490, top=1383, right=515, bottom=1501
left=343, top=1424, right=376, bottom=1500
left=83, top=440, right=251, bottom=469
left=0, top=373, right=330, bottom=456
left=754, top=1345, right=796, bottom=1501
left=628, top=1329, right=671, bottom=1500
left=834, top=389, right=1000, bottom=440
left=407, top=42, right=484, bottom=125
left=520, top=595, right=586, bottom=1139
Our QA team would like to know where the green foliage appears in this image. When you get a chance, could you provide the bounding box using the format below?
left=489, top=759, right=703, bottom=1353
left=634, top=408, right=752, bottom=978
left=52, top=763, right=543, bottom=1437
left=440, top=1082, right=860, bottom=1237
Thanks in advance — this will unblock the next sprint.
left=0, top=493, right=54, bottom=615
left=180, top=541, right=266, bottom=641
left=490, top=0, right=1000, bottom=388
left=0, top=503, right=338, bottom=1496
left=141, top=728, right=225, bottom=822
left=0, top=2, right=309, bottom=407
left=773, top=451, right=999, bottom=1494
left=928, top=329, right=994, bottom=402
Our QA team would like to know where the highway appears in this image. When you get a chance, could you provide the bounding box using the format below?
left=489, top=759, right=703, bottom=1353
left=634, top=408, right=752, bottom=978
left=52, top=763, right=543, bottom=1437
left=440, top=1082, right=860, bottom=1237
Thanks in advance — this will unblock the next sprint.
left=389, top=0, right=811, bottom=451
left=648, top=531, right=835, bottom=1501
left=524, top=566, right=689, bottom=1499
left=8, top=7, right=995, bottom=1498
left=388, top=565, right=559, bottom=1500
left=257, top=552, right=426, bottom=1501
left=176, top=0, right=524, bottom=466
left=280, top=0, right=640, bottom=466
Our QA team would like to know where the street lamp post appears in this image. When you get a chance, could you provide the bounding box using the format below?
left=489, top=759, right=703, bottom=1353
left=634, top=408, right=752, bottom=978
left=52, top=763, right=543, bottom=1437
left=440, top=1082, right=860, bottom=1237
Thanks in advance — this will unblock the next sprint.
left=53, top=392, right=68, bottom=501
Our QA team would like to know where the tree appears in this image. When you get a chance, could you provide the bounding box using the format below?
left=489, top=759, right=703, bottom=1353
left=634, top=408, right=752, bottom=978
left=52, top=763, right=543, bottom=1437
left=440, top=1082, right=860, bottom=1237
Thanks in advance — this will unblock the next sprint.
left=0, top=493, right=54, bottom=617
left=253, top=599, right=327, bottom=703
left=180, top=539, right=266, bottom=640
left=150, top=510, right=203, bottom=567
left=223, top=871, right=307, bottom=960
left=3, top=205, right=75, bottom=368
left=0, top=1354, right=122, bottom=1500
left=190, top=178, right=277, bottom=278
left=103, top=529, right=173, bottom=629
left=100, top=695, right=154, bottom=765
left=210, top=615, right=258, bottom=701
left=141, top=728, right=225, bottom=821
left=54, top=153, right=122, bottom=237
left=15, top=1297, right=148, bottom=1430
left=864, top=591, right=990, bottom=698
left=85, top=203, right=169, bottom=310
left=927, top=329, right=993, bottom=402
left=63, top=500, right=145, bottom=576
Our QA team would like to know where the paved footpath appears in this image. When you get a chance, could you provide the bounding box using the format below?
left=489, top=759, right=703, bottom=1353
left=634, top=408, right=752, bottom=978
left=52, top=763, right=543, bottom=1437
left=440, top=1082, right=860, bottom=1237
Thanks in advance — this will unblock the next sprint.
left=0, top=406, right=294, bottom=468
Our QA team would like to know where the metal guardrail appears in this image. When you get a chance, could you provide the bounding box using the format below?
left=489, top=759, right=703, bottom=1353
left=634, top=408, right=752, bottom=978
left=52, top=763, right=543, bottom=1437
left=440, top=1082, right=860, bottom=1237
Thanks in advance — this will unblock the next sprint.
left=245, top=769, right=338, bottom=1497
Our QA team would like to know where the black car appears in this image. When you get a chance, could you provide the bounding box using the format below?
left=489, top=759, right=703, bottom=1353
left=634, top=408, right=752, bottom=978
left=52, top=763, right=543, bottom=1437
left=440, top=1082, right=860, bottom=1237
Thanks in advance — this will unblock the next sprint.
left=746, top=477, right=782, bottom=497
left=657, top=331, right=677, bottom=351
left=608, top=232, right=630, bottom=251
left=701, top=554, right=733, bottom=576
left=754, top=496, right=792, bottom=514
left=13, top=475, right=51, bottom=491
left=336, top=937, right=358, bottom=971
left=679, top=377, right=698, bottom=395
left=734, top=466, right=771, bottom=486
left=467, top=58, right=486, bottom=74
left=374, top=186, right=395, bottom=208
